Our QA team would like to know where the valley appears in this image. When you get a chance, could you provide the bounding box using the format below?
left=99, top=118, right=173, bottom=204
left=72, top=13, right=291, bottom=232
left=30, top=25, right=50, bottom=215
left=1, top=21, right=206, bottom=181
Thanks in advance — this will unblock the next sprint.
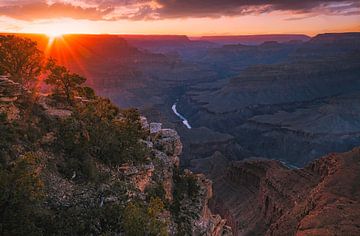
left=1, top=0, right=360, bottom=234
left=12, top=32, right=360, bottom=235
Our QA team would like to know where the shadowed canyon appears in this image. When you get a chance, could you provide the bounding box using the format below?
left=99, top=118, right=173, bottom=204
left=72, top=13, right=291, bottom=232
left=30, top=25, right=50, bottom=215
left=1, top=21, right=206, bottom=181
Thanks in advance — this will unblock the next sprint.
left=2, top=32, right=360, bottom=235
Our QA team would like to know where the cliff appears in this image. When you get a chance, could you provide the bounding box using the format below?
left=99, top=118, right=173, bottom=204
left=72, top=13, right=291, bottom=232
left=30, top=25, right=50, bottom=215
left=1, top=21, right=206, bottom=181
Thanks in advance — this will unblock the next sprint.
left=210, top=149, right=360, bottom=235
left=0, top=76, right=232, bottom=235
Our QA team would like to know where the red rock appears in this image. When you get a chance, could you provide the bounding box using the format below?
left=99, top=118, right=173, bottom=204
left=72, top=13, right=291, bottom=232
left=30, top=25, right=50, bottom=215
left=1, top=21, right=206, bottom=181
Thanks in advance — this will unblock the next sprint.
left=211, top=148, right=360, bottom=235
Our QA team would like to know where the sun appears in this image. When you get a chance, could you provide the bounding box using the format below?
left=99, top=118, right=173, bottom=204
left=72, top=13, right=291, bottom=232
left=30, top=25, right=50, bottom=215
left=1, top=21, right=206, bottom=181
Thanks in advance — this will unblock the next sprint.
left=45, top=30, right=66, bottom=54
left=45, top=30, right=64, bottom=40
left=47, top=31, right=63, bottom=38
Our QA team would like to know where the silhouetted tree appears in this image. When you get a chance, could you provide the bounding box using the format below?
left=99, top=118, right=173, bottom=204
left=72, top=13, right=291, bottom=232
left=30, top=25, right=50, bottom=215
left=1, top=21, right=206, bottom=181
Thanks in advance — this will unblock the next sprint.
left=45, top=58, right=86, bottom=105
left=0, top=35, right=43, bottom=87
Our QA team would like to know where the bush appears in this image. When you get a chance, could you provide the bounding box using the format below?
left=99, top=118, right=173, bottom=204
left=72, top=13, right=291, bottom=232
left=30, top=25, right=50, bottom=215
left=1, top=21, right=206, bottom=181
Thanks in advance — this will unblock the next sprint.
left=145, top=183, right=166, bottom=202
left=0, top=113, right=17, bottom=165
left=55, top=98, right=148, bottom=180
left=123, top=197, right=168, bottom=236
left=0, top=152, right=44, bottom=235
left=171, top=169, right=201, bottom=235
left=44, top=203, right=125, bottom=235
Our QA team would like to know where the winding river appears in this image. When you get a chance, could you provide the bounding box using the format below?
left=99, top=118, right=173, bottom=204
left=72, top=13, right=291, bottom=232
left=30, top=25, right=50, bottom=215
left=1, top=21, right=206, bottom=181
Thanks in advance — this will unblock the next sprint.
left=172, top=103, right=192, bottom=129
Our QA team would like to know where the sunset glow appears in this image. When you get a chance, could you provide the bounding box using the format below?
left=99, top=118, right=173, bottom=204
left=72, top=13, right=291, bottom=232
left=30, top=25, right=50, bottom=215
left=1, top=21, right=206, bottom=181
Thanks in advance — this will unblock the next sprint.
left=46, top=31, right=64, bottom=39
left=0, top=1, right=359, bottom=36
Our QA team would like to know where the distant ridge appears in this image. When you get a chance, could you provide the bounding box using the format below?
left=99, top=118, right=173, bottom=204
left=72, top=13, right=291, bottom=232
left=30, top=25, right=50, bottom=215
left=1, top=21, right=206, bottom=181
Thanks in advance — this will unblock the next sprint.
left=310, top=32, right=360, bottom=42
left=119, top=34, right=190, bottom=42
left=198, top=34, right=310, bottom=45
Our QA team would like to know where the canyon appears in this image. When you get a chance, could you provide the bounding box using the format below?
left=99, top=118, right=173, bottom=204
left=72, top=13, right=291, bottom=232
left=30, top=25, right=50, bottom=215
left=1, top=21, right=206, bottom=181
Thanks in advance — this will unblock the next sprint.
left=8, top=32, right=360, bottom=235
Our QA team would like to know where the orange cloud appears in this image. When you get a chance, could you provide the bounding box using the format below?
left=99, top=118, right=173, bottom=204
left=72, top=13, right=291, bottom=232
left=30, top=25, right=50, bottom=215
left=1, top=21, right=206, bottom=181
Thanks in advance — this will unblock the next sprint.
left=0, top=1, right=113, bottom=21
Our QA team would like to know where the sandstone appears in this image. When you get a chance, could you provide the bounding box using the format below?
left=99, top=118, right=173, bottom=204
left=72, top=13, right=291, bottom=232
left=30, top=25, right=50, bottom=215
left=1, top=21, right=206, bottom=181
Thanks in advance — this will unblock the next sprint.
left=38, top=95, right=72, bottom=118
left=140, top=116, right=150, bottom=130
left=150, top=122, right=162, bottom=134
left=0, top=76, right=22, bottom=100
left=153, top=128, right=183, bottom=158
left=184, top=172, right=233, bottom=236
left=132, top=164, right=155, bottom=193
left=0, top=76, right=22, bottom=121
left=210, top=148, right=360, bottom=235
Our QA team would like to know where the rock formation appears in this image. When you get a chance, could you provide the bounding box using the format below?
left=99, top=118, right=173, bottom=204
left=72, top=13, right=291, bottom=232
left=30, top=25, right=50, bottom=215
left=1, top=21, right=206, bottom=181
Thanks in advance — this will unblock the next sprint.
left=0, top=76, right=232, bottom=235
left=0, top=76, right=21, bottom=120
left=209, top=148, right=360, bottom=235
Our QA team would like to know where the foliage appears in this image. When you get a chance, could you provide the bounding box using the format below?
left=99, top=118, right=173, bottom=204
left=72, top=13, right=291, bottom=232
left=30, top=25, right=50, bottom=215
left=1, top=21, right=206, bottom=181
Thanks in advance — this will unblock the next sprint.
left=0, top=36, right=168, bottom=235
left=0, top=152, right=44, bottom=235
left=123, top=197, right=168, bottom=236
left=42, top=203, right=125, bottom=235
left=78, top=86, right=96, bottom=100
left=145, top=182, right=166, bottom=202
left=45, top=58, right=86, bottom=105
left=0, top=113, right=16, bottom=165
left=171, top=169, right=201, bottom=235
left=56, top=98, right=147, bottom=180
left=0, top=35, right=43, bottom=88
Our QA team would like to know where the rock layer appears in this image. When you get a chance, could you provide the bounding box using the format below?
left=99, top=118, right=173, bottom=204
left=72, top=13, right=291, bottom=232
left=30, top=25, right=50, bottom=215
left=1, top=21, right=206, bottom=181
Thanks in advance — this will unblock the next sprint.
left=210, top=148, right=360, bottom=235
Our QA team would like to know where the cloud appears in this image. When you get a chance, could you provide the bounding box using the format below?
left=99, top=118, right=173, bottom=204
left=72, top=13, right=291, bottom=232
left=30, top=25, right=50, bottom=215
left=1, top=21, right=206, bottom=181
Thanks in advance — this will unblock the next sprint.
left=0, top=1, right=114, bottom=21
left=153, top=0, right=360, bottom=18
left=0, top=0, right=359, bottom=21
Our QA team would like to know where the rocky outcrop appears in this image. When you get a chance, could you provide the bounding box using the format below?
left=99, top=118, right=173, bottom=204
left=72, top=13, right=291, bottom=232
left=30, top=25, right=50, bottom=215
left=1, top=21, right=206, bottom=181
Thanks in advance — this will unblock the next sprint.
left=193, top=173, right=232, bottom=236
left=0, top=76, right=22, bottom=101
left=146, top=120, right=232, bottom=235
left=0, top=76, right=232, bottom=236
left=0, top=76, right=21, bottom=120
left=38, top=96, right=72, bottom=118
left=211, top=148, right=360, bottom=235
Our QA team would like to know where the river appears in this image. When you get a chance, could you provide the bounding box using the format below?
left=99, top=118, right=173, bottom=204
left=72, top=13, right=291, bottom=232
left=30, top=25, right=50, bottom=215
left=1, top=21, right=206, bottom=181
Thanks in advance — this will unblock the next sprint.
left=172, top=103, right=192, bottom=129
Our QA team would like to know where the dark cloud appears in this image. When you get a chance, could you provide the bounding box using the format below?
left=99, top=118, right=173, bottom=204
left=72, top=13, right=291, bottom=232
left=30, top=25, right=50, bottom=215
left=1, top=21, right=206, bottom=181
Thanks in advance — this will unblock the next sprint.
left=154, top=0, right=360, bottom=18
left=0, top=0, right=359, bottom=21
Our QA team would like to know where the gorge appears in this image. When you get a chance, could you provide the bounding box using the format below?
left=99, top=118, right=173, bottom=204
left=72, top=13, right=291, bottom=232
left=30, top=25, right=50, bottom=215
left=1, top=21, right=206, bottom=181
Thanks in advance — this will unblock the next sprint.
left=1, top=32, right=360, bottom=235
left=45, top=32, right=360, bottom=235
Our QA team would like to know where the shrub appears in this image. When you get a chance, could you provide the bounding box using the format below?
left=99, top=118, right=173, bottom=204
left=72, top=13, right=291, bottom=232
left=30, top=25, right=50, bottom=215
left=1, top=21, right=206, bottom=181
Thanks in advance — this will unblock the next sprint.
left=0, top=113, right=16, bottom=165
left=123, top=197, right=168, bottom=236
left=171, top=169, right=201, bottom=235
left=55, top=98, right=148, bottom=180
left=0, top=152, right=44, bottom=235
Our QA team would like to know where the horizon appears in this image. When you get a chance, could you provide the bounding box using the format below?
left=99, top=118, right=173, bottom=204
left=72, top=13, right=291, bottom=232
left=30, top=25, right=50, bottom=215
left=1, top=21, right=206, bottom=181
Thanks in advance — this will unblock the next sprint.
left=2, top=31, right=360, bottom=38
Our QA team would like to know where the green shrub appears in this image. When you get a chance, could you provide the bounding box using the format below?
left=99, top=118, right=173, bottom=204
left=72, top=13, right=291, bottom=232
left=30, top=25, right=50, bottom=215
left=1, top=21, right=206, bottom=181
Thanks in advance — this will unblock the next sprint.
left=55, top=98, right=148, bottom=180
left=171, top=169, right=201, bottom=235
left=145, top=183, right=166, bottom=202
left=0, top=113, right=16, bottom=165
left=0, top=152, right=44, bottom=235
left=123, top=198, right=168, bottom=236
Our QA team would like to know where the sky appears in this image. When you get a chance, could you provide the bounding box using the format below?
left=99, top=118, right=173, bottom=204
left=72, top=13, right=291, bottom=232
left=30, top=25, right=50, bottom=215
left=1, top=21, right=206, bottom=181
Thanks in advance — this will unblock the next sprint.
left=0, top=0, right=359, bottom=36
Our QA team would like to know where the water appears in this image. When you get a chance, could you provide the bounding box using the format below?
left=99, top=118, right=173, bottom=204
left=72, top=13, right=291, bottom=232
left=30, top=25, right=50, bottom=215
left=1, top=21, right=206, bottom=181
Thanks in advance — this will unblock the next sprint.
left=172, top=103, right=192, bottom=129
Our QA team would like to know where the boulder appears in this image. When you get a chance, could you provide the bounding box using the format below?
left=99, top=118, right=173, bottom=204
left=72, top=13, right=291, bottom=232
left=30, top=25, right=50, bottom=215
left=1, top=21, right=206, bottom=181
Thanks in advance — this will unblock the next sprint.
left=150, top=122, right=162, bottom=134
